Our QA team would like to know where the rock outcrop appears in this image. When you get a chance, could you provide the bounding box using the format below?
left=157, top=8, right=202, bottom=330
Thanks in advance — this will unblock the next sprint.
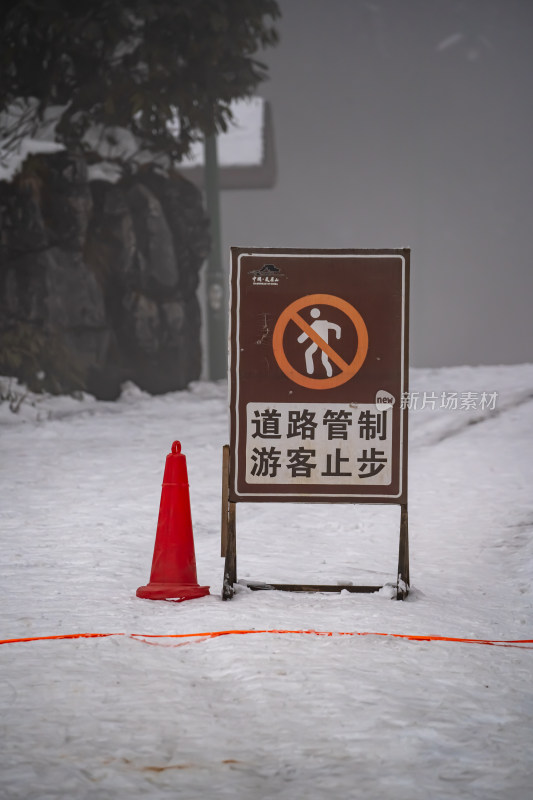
left=0, top=151, right=210, bottom=398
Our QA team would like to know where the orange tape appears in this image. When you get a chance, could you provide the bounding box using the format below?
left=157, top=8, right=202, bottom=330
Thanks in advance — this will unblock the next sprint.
left=0, top=632, right=122, bottom=645
left=1, top=630, right=532, bottom=648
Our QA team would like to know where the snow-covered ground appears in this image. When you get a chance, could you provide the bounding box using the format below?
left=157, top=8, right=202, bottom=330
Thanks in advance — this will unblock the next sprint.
left=1, top=364, right=532, bottom=800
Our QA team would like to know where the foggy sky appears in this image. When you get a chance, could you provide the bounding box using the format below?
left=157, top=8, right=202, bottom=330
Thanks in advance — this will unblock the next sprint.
left=218, top=0, right=533, bottom=367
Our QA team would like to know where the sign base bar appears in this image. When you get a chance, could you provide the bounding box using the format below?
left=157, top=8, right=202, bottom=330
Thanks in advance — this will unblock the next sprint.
left=239, top=580, right=383, bottom=594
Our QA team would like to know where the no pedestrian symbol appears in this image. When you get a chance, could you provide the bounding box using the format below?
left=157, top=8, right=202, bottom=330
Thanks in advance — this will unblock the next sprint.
left=272, top=293, right=369, bottom=389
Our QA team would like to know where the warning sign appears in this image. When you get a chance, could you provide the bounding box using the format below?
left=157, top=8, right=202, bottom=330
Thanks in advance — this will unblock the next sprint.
left=229, top=248, right=409, bottom=503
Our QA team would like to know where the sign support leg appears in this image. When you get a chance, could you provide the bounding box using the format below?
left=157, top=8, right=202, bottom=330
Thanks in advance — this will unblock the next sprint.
left=397, top=502, right=410, bottom=600
left=221, top=445, right=230, bottom=557
left=222, top=443, right=237, bottom=599
left=222, top=502, right=237, bottom=600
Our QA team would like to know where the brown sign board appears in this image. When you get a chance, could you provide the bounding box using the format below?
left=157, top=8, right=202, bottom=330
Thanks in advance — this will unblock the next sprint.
left=229, top=248, right=409, bottom=504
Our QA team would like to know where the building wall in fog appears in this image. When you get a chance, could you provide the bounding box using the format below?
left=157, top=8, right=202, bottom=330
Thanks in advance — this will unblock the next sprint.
left=218, top=0, right=533, bottom=367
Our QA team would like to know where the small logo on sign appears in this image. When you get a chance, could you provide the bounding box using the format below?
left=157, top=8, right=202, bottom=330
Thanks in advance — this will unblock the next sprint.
left=375, top=390, right=395, bottom=411
left=249, top=263, right=285, bottom=286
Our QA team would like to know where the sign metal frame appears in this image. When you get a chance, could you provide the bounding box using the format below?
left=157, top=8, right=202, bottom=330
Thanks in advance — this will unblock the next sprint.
left=222, top=247, right=410, bottom=600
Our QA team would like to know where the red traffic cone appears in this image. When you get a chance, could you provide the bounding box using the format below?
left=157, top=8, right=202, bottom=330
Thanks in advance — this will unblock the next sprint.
left=136, top=441, right=209, bottom=601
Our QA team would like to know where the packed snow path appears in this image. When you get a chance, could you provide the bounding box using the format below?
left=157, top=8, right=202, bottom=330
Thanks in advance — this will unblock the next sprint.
left=1, top=365, right=532, bottom=799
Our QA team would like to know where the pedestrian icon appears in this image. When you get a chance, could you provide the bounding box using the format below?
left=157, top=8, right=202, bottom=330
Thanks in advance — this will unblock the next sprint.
left=297, top=307, right=342, bottom=377
left=272, top=293, right=369, bottom=390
